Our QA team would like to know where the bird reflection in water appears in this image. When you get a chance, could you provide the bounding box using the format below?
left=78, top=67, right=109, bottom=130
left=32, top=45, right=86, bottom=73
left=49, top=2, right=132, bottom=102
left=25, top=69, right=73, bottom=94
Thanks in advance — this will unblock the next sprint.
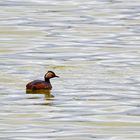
left=26, top=89, right=54, bottom=100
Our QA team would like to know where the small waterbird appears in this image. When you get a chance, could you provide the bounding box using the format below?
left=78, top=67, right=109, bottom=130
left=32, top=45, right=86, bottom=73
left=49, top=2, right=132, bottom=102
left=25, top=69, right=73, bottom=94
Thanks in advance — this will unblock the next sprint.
left=26, top=71, right=59, bottom=90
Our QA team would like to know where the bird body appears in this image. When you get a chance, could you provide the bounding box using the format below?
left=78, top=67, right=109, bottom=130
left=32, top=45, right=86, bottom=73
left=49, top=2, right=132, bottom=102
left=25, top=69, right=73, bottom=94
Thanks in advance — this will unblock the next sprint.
left=26, top=80, right=52, bottom=90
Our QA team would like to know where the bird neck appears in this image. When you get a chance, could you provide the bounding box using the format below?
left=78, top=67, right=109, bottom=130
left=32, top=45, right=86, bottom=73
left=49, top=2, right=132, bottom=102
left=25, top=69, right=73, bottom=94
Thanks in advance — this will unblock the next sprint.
left=45, top=78, right=50, bottom=83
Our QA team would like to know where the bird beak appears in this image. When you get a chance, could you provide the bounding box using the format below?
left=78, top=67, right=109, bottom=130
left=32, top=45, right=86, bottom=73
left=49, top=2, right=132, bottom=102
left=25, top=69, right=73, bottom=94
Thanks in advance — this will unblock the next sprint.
left=55, top=75, right=59, bottom=78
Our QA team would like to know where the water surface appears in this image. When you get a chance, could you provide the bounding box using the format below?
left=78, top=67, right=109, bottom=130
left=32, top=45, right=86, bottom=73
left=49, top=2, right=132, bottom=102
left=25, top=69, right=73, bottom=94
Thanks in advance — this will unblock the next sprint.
left=0, top=0, right=140, bottom=139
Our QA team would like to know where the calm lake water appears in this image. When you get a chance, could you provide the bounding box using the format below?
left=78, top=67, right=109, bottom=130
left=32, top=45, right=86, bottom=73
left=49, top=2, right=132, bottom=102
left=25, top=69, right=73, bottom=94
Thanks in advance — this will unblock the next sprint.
left=0, top=0, right=140, bottom=139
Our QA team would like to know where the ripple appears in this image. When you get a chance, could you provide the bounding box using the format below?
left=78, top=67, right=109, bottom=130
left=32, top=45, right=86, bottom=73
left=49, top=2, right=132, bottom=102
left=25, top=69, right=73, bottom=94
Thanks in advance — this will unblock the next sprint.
left=0, top=0, right=140, bottom=139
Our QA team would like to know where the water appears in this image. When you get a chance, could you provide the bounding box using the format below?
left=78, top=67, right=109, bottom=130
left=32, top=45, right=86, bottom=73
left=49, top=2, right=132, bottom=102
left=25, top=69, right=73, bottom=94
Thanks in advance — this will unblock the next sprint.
left=0, top=0, right=140, bottom=139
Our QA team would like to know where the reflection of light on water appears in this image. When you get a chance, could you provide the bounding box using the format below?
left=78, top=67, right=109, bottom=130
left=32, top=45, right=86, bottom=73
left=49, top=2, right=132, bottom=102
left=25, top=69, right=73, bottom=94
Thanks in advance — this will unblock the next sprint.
left=0, top=0, right=140, bottom=139
left=26, top=89, right=54, bottom=100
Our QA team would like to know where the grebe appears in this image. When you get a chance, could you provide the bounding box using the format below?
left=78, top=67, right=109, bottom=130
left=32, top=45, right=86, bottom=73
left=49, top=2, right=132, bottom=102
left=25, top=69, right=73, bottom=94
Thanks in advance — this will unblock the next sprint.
left=26, top=71, right=59, bottom=90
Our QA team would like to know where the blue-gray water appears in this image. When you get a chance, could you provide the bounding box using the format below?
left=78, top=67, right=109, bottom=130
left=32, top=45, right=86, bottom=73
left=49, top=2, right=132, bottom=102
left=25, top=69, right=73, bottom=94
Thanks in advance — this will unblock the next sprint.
left=0, top=0, right=140, bottom=140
